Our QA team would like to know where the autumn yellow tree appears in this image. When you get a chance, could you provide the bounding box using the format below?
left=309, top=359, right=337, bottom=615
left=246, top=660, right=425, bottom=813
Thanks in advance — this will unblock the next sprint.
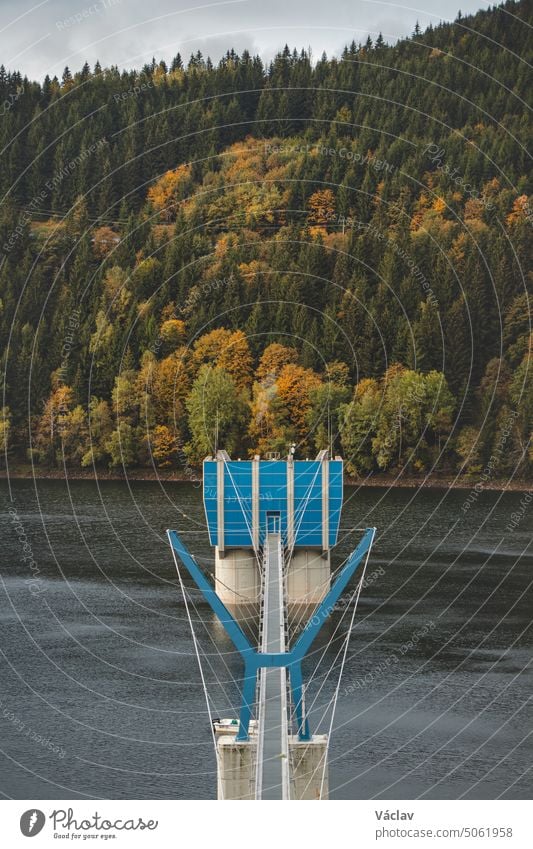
left=249, top=377, right=279, bottom=455
left=159, top=318, right=186, bottom=351
left=307, top=188, right=336, bottom=226
left=92, top=226, right=119, bottom=259
left=34, top=385, right=75, bottom=465
left=112, top=370, right=141, bottom=422
left=58, top=406, right=89, bottom=466
left=324, top=360, right=350, bottom=387
left=193, top=328, right=233, bottom=368
left=250, top=363, right=322, bottom=455
left=506, top=195, right=530, bottom=226
left=147, top=165, right=192, bottom=222
left=0, top=407, right=11, bottom=460
left=432, top=196, right=446, bottom=214
left=151, top=348, right=191, bottom=438
left=256, top=343, right=298, bottom=382
left=149, top=424, right=178, bottom=467
left=217, top=329, right=253, bottom=391
left=277, top=363, right=322, bottom=442
left=101, top=265, right=130, bottom=307
left=193, top=328, right=252, bottom=391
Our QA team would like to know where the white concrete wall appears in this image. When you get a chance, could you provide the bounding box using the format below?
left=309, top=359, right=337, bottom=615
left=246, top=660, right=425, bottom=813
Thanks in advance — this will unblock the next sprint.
left=215, top=547, right=329, bottom=606
left=215, top=547, right=260, bottom=605
left=217, top=734, right=327, bottom=799
left=286, top=549, right=330, bottom=606
left=217, top=736, right=256, bottom=800
left=289, top=735, right=329, bottom=799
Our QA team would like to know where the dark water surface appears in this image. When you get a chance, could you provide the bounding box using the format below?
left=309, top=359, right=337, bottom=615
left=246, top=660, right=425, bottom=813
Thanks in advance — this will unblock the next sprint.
left=1, top=477, right=531, bottom=799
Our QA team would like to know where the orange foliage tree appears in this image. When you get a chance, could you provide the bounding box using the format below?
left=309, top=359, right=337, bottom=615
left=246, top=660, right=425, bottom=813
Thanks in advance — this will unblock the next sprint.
left=250, top=362, right=322, bottom=455
left=507, top=195, right=530, bottom=226
left=307, top=188, right=336, bottom=226
left=193, top=328, right=233, bottom=367
left=147, top=165, right=192, bottom=222
left=193, top=328, right=252, bottom=391
left=276, top=363, right=322, bottom=441
left=256, top=343, right=298, bottom=382
left=149, top=424, right=178, bottom=467
left=92, top=226, right=119, bottom=259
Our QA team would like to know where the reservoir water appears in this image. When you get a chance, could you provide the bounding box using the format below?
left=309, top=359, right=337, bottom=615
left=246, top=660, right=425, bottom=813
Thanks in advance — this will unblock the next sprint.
left=1, top=478, right=531, bottom=799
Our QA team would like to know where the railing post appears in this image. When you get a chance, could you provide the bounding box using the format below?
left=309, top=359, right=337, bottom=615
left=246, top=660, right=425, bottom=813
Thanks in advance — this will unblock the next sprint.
left=289, top=661, right=311, bottom=741
left=236, top=660, right=258, bottom=741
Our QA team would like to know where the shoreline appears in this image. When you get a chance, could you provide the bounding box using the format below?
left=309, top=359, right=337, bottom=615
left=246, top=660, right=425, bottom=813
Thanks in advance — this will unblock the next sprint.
left=1, top=466, right=531, bottom=492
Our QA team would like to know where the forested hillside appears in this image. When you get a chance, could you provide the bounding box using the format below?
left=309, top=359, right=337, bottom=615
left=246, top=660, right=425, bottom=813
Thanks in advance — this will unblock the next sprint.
left=0, top=0, right=531, bottom=479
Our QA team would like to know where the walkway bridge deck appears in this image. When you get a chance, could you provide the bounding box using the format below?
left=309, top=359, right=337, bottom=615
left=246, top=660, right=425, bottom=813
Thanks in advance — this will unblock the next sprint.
left=256, top=533, right=290, bottom=799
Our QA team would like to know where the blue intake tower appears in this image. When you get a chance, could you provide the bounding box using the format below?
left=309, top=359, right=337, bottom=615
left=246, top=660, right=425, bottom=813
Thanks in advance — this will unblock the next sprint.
left=167, top=449, right=376, bottom=799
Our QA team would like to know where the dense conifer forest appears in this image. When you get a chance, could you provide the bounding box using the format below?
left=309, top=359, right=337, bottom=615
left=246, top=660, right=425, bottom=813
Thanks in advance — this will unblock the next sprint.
left=0, top=0, right=531, bottom=480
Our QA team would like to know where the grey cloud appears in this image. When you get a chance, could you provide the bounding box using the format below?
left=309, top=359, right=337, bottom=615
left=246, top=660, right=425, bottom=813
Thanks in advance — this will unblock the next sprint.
left=0, top=0, right=491, bottom=80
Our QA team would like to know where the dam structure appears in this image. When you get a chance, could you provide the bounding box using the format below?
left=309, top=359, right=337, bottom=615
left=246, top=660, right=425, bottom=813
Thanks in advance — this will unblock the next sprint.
left=168, top=449, right=376, bottom=800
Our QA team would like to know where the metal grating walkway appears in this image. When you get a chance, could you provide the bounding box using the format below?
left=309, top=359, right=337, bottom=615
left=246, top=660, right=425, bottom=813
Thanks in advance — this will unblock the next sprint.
left=256, top=533, right=290, bottom=799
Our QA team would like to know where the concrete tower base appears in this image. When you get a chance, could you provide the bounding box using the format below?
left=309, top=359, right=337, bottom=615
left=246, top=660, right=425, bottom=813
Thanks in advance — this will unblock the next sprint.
left=289, top=735, right=329, bottom=799
left=216, top=736, right=256, bottom=800
left=215, top=547, right=260, bottom=605
left=286, top=549, right=330, bottom=606
left=215, top=731, right=329, bottom=800
left=216, top=546, right=330, bottom=608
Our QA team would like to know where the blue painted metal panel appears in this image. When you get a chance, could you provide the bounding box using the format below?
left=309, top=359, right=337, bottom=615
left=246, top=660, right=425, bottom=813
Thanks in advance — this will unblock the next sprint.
left=203, top=462, right=218, bottom=545
left=293, top=461, right=322, bottom=546
left=257, top=461, right=287, bottom=547
left=203, top=457, right=344, bottom=549
left=223, top=462, right=253, bottom=547
left=329, top=460, right=343, bottom=546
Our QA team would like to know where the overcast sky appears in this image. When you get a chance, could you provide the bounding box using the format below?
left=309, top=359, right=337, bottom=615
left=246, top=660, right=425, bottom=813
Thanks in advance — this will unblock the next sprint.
left=1, top=0, right=491, bottom=80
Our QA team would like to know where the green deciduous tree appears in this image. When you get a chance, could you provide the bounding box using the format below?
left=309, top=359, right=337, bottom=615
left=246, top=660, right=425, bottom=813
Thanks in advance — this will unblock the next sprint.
left=341, top=367, right=455, bottom=475
left=186, top=366, right=248, bottom=462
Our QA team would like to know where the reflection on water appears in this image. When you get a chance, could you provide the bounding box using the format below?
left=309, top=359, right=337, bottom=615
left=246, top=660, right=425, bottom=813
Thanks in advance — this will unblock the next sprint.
left=1, top=478, right=531, bottom=799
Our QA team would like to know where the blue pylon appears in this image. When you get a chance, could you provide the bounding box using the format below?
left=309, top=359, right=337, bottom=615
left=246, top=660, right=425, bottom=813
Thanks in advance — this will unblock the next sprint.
left=167, top=527, right=376, bottom=742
